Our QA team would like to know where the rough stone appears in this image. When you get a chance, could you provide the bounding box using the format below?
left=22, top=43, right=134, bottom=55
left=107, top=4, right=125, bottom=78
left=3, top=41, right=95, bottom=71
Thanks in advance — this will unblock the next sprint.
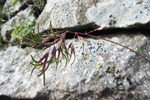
left=2, top=0, right=32, bottom=19
left=35, top=0, right=150, bottom=33
left=0, top=31, right=150, bottom=100
left=32, top=0, right=46, bottom=11
left=1, top=6, right=36, bottom=41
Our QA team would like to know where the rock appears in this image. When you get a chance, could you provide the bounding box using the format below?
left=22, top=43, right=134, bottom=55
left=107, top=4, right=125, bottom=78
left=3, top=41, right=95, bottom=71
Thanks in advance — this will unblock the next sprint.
left=35, top=0, right=150, bottom=33
left=86, top=0, right=150, bottom=28
left=2, top=0, right=32, bottom=20
left=0, top=31, right=150, bottom=100
left=1, top=6, right=36, bottom=41
left=35, top=0, right=95, bottom=33
left=32, top=0, right=46, bottom=11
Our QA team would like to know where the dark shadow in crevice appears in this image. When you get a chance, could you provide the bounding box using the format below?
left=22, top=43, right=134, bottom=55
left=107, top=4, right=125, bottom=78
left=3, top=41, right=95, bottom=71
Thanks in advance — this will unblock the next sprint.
left=0, top=95, right=49, bottom=100
left=65, top=26, right=150, bottom=40
left=21, top=22, right=150, bottom=49
left=0, top=95, right=12, bottom=100
left=15, top=97, right=49, bottom=100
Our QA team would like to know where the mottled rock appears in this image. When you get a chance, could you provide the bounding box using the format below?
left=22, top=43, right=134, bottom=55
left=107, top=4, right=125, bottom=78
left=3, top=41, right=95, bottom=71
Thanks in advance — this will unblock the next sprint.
left=1, top=7, right=36, bottom=41
left=0, top=31, right=150, bottom=100
left=2, top=0, right=32, bottom=19
left=86, top=0, right=150, bottom=28
left=35, top=0, right=150, bottom=33
left=32, top=0, right=46, bottom=11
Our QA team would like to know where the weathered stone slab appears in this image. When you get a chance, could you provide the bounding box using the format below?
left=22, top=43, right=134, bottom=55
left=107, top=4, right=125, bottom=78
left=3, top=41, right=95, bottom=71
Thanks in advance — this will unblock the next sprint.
left=35, top=0, right=150, bottom=33
left=0, top=32, right=150, bottom=100
left=2, top=0, right=32, bottom=19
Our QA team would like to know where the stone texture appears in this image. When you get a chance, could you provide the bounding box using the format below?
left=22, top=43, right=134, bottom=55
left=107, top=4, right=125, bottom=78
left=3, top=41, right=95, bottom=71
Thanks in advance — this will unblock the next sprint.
left=1, top=0, right=150, bottom=100
left=32, top=0, right=46, bottom=11
left=0, top=31, right=150, bottom=100
left=1, top=6, right=36, bottom=41
left=35, top=0, right=150, bottom=33
left=2, top=0, right=32, bottom=19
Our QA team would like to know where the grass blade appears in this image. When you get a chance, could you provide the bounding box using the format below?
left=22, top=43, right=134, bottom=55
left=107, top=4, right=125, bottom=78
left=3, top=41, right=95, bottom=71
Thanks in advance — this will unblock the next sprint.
left=136, top=45, right=150, bottom=59
left=30, top=55, right=39, bottom=63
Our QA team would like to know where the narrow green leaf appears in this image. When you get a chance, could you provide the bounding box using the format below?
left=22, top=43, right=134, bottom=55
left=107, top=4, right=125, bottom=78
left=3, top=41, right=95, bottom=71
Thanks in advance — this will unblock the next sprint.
left=33, top=34, right=42, bottom=43
left=56, top=58, right=59, bottom=69
left=24, top=37, right=35, bottom=43
left=30, top=33, right=36, bottom=43
left=71, top=54, right=75, bottom=66
left=53, top=57, right=59, bottom=69
left=57, top=31, right=62, bottom=38
left=43, top=72, right=45, bottom=86
left=136, top=45, right=150, bottom=59
left=16, top=36, right=23, bottom=40
left=31, top=20, right=36, bottom=26
left=61, top=51, right=68, bottom=67
left=11, top=24, right=19, bottom=38
left=19, top=28, right=31, bottom=36
left=35, top=44, right=42, bottom=49
left=38, top=62, right=50, bottom=76
left=30, top=65, right=37, bottom=76
left=30, top=55, right=39, bottom=63
left=18, top=21, right=28, bottom=32
left=50, top=21, right=55, bottom=35
left=11, top=0, right=16, bottom=5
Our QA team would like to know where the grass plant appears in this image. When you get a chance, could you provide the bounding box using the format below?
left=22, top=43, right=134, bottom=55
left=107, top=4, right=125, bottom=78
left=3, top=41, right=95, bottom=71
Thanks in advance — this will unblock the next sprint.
left=28, top=22, right=150, bottom=86
left=1, top=0, right=149, bottom=86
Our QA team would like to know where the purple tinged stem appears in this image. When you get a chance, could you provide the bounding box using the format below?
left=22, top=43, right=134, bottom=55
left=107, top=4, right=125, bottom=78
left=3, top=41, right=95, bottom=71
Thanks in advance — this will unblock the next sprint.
left=51, top=38, right=60, bottom=45
left=68, top=43, right=72, bottom=49
left=38, top=52, right=49, bottom=63
left=49, top=55, right=55, bottom=63
left=62, top=43, right=69, bottom=54
left=62, top=43, right=67, bottom=50
left=42, top=38, right=60, bottom=47
left=41, top=56, right=48, bottom=71
left=71, top=46, right=75, bottom=57
left=42, top=37, right=50, bottom=44
left=32, top=42, right=40, bottom=48
left=65, top=31, right=150, bottom=64
left=52, top=46, right=56, bottom=55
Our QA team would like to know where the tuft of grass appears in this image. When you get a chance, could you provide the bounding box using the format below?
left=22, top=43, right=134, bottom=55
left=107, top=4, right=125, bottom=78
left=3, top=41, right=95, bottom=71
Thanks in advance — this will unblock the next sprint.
left=28, top=22, right=150, bottom=86
left=30, top=22, right=76, bottom=86
left=8, top=3, right=150, bottom=86
left=11, top=20, right=36, bottom=40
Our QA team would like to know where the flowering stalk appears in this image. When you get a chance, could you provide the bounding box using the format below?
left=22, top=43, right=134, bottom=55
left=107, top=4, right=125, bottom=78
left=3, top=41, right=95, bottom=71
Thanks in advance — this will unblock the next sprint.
left=30, top=25, right=150, bottom=86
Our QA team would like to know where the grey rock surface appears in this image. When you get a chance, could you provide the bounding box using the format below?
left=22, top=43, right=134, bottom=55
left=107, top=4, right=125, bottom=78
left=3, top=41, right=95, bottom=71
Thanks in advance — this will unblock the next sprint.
left=0, top=31, right=150, bottom=100
left=32, top=0, right=46, bottom=11
left=1, top=6, right=36, bottom=41
left=35, top=0, right=150, bottom=33
left=1, top=0, right=150, bottom=100
left=2, top=0, right=32, bottom=19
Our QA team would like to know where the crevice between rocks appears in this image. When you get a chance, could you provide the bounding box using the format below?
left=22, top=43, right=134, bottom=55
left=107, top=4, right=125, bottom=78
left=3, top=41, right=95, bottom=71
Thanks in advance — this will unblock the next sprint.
left=43, top=22, right=150, bottom=40
left=0, top=95, right=49, bottom=100
left=3, top=26, right=150, bottom=49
